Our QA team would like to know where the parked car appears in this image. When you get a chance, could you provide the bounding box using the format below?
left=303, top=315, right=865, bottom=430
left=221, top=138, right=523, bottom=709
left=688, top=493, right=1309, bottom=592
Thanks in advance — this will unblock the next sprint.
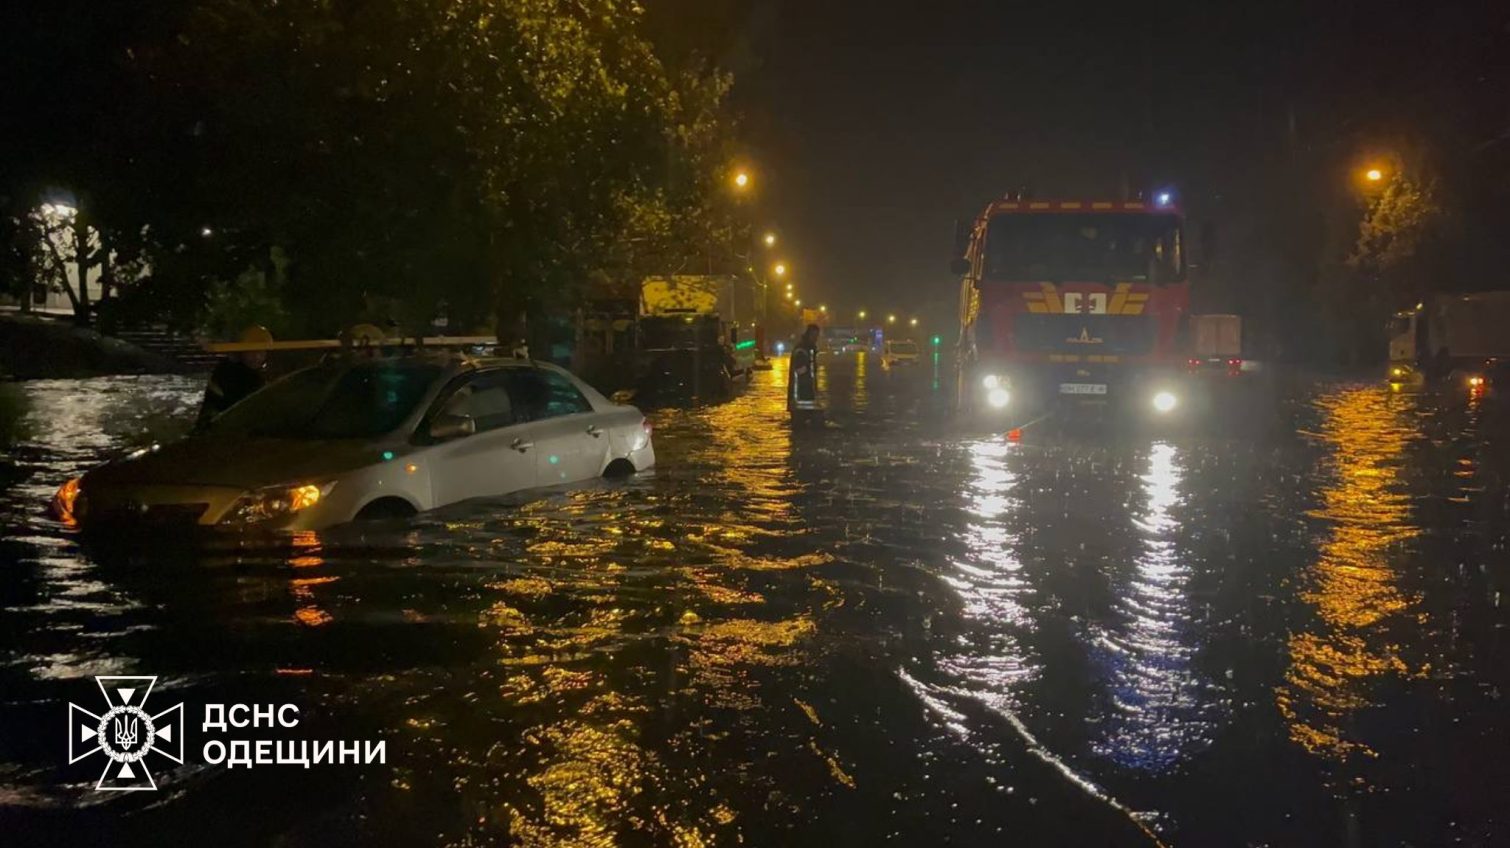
left=52, top=354, right=655, bottom=531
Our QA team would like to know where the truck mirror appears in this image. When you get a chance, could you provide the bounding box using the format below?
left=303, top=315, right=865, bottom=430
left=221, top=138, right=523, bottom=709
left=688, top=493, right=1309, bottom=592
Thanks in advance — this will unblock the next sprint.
left=950, top=257, right=971, bottom=276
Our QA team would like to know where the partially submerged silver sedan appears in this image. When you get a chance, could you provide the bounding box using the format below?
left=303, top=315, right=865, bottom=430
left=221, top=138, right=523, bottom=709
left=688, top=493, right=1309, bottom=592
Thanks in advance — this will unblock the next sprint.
left=53, top=355, right=655, bottom=531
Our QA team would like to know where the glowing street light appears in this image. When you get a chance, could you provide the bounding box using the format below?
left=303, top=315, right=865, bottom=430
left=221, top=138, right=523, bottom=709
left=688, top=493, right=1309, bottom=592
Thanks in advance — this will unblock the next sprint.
left=819, top=304, right=827, bottom=313
left=887, top=314, right=896, bottom=324
left=785, top=291, right=794, bottom=300
left=763, top=232, right=777, bottom=247
left=1365, top=167, right=1384, bottom=182
left=773, top=262, right=787, bottom=277
left=794, top=299, right=802, bottom=307
left=733, top=170, right=751, bottom=190
left=909, top=317, right=918, bottom=327
left=858, top=310, right=867, bottom=320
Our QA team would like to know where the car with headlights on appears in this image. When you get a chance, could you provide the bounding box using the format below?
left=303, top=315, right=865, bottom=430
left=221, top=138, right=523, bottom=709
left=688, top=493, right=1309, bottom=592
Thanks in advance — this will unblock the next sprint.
left=52, top=355, right=655, bottom=532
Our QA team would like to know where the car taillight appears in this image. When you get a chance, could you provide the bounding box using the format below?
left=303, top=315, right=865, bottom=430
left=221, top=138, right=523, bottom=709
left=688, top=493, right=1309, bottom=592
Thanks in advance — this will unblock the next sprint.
left=641, top=418, right=653, bottom=436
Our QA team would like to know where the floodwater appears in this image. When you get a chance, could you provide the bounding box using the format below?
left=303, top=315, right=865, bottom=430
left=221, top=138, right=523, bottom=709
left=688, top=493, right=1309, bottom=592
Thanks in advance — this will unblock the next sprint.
left=2, top=356, right=1509, bottom=846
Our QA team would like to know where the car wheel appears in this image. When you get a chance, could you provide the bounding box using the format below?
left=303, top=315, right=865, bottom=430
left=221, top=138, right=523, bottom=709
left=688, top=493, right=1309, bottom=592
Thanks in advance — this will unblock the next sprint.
left=603, top=458, right=636, bottom=478
left=354, top=497, right=417, bottom=522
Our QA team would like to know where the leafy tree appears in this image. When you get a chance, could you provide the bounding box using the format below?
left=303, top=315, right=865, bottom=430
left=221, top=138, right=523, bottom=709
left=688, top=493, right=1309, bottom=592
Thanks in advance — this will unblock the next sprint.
left=2, top=0, right=739, bottom=340
left=1348, top=174, right=1440, bottom=283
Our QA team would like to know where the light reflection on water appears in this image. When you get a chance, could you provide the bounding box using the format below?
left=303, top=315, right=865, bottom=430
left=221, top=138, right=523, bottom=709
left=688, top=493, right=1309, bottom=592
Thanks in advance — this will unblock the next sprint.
left=936, top=438, right=1036, bottom=703
left=1091, top=442, right=1223, bottom=773
left=1277, top=386, right=1423, bottom=760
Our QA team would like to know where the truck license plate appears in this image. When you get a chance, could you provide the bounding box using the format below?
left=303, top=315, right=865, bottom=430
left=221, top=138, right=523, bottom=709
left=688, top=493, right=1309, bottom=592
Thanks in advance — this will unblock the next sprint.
left=1059, top=383, right=1107, bottom=395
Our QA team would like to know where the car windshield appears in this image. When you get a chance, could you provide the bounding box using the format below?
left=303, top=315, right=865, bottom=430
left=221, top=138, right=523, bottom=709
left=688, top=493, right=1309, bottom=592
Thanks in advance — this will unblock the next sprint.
left=210, top=361, right=443, bottom=439
left=983, top=212, right=1183, bottom=282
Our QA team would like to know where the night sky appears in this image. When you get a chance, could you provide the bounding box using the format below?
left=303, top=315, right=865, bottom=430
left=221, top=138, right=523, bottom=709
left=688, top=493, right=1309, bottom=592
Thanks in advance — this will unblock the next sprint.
left=649, top=0, right=1510, bottom=320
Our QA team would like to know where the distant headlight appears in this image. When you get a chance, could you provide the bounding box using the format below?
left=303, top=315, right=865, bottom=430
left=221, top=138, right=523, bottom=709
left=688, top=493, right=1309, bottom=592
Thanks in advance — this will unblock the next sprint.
left=222, top=481, right=335, bottom=526
left=1468, top=375, right=1485, bottom=388
left=1152, top=391, right=1178, bottom=413
left=987, top=387, right=1011, bottom=408
left=981, top=374, right=1001, bottom=390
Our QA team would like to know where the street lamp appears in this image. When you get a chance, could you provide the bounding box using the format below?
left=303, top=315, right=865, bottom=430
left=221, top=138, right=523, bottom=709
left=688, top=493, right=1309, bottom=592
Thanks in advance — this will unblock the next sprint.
left=795, top=299, right=802, bottom=307
left=773, top=262, right=787, bottom=277
left=1365, top=167, right=1384, bottom=182
left=887, top=314, right=896, bottom=324
left=733, top=170, right=751, bottom=190
left=858, top=310, right=867, bottom=320
left=763, top=232, right=777, bottom=247
left=909, top=317, right=918, bottom=327
left=819, top=304, right=827, bottom=313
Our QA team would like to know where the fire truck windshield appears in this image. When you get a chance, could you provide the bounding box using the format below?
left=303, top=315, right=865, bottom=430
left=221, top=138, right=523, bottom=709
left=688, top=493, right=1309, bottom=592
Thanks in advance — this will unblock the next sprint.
left=982, top=213, right=1183, bottom=283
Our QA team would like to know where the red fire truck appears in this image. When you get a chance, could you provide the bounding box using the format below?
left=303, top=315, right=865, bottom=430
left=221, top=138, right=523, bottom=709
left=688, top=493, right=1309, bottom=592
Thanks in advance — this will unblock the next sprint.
left=953, top=197, right=1191, bottom=418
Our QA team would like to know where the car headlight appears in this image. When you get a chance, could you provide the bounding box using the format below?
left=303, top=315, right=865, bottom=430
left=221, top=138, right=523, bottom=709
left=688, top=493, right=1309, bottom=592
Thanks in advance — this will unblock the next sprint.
left=1468, top=375, right=1485, bottom=388
left=221, top=481, right=335, bottom=526
left=1151, top=391, right=1178, bottom=413
left=52, top=476, right=83, bottom=524
left=987, top=387, right=1011, bottom=408
left=981, top=374, right=1001, bottom=390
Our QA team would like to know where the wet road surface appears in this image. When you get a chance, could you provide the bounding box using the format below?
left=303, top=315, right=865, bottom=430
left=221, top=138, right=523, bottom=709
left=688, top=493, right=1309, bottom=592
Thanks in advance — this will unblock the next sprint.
left=2, top=356, right=1510, bottom=846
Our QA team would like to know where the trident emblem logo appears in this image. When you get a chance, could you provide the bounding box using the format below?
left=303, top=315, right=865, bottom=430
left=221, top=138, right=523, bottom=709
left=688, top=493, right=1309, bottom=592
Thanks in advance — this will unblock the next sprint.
left=113, top=715, right=139, bottom=748
left=68, top=676, right=184, bottom=791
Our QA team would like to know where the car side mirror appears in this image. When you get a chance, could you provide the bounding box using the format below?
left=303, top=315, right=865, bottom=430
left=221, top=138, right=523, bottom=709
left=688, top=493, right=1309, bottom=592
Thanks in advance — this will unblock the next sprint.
left=950, top=257, right=971, bottom=276
left=428, top=412, right=475, bottom=441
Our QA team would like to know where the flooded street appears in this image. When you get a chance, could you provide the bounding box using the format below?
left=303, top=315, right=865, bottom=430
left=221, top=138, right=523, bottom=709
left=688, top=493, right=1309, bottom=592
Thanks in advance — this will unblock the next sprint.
left=3, top=356, right=1510, bottom=846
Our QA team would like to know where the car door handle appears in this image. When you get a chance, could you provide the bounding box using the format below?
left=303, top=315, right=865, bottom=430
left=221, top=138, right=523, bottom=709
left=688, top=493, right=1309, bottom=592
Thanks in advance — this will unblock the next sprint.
left=511, top=438, right=534, bottom=452
left=585, top=424, right=602, bottom=438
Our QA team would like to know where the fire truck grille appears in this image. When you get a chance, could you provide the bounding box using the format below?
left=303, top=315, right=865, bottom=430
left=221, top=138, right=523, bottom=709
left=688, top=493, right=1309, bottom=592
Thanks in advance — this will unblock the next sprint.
left=1013, top=314, right=1156, bottom=355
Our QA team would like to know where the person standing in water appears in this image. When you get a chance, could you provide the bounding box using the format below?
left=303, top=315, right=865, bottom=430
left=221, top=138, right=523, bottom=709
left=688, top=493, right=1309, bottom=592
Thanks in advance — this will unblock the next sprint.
left=788, top=323, right=821, bottom=418
left=196, top=325, right=272, bottom=429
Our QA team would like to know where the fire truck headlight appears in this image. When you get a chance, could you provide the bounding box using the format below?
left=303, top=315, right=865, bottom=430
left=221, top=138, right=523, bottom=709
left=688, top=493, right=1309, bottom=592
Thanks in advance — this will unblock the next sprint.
left=1151, top=390, right=1178, bottom=413
left=981, top=374, right=1001, bottom=390
left=987, top=387, right=1011, bottom=409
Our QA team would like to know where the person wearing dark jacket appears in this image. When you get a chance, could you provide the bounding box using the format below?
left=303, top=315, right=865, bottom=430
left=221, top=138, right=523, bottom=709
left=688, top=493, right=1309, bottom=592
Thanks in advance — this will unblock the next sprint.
left=788, top=324, right=821, bottom=418
left=196, top=325, right=272, bottom=429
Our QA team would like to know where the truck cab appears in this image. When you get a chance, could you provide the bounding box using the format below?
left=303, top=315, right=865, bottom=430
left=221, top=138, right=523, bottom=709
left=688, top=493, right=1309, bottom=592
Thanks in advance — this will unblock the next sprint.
left=1388, top=292, right=1510, bottom=390
left=954, top=198, right=1191, bottom=418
